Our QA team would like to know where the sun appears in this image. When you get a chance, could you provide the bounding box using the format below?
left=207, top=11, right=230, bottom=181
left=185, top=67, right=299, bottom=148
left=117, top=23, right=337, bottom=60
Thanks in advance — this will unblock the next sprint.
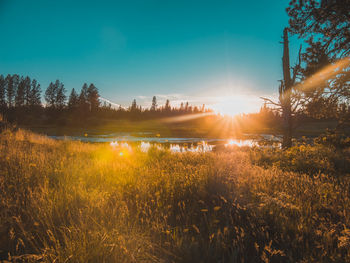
left=212, top=94, right=262, bottom=116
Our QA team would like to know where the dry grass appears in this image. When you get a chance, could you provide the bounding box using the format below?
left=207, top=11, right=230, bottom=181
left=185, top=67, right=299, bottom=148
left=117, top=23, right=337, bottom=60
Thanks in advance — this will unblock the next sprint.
left=0, top=129, right=349, bottom=262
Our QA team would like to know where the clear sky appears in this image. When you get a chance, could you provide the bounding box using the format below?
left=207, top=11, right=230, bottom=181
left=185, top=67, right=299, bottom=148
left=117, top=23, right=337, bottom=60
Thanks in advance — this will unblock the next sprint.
left=0, top=0, right=301, bottom=114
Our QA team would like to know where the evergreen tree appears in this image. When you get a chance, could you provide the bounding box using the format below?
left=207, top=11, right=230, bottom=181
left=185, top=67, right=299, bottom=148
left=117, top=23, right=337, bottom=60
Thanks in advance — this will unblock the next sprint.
left=6, top=74, right=15, bottom=107
left=180, top=102, right=184, bottom=111
left=79, top=84, right=88, bottom=103
left=29, top=79, right=41, bottom=107
left=287, top=0, right=349, bottom=59
left=55, top=80, right=66, bottom=109
left=151, top=96, right=157, bottom=111
left=23, top=76, right=31, bottom=106
left=185, top=102, right=189, bottom=112
left=0, top=75, right=6, bottom=108
left=87, top=83, right=100, bottom=112
left=45, top=82, right=57, bottom=108
left=15, top=77, right=25, bottom=107
left=164, top=99, right=171, bottom=112
left=131, top=99, right=137, bottom=111
left=68, top=88, right=79, bottom=110
left=288, top=0, right=350, bottom=124
left=79, top=83, right=89, bottom=113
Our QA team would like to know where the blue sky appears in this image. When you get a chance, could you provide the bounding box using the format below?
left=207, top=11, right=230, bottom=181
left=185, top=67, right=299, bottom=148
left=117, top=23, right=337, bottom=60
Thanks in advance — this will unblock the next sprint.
left=0, top=0, right=301, bottom=113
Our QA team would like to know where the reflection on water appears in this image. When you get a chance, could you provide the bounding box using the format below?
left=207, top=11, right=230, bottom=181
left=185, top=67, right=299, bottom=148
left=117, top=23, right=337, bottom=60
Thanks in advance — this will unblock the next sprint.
left=225, top=139, right=256, bottom=147
left=50, top=132, right=281, bottom=153
left=110, top=140, right=214, bottom=153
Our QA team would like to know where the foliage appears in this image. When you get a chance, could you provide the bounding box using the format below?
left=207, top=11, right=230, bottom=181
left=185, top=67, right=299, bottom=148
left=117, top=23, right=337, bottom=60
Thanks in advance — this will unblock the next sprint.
left=287, top=0, right=350, bottom=59
left=0, top=76, right=5, bottom=108
left=0, top=129, right=349, bottom=262
left=250, top=134, right=350, bottom=176
left=68, top=88, right=79, bottom=110
left=287, top=0, right=350, bottom=120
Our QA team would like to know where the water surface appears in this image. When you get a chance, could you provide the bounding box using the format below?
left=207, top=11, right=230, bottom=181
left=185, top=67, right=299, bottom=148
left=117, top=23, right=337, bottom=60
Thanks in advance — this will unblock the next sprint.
left=50, top=132, right=281, bottom=152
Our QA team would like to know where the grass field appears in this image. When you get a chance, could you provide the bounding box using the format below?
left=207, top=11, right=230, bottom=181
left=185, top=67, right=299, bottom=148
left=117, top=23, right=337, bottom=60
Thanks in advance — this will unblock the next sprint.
left=1, top=129, right=350, bottom=262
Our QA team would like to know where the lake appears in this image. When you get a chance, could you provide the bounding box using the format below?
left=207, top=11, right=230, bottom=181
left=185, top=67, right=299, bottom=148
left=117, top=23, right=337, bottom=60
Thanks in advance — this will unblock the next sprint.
left=49, top=132, right=282, bottom=153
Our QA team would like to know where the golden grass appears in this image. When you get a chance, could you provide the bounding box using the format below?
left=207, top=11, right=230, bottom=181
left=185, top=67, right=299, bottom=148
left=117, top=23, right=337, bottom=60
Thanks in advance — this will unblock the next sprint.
left=0, top=129, right=349, bottom=262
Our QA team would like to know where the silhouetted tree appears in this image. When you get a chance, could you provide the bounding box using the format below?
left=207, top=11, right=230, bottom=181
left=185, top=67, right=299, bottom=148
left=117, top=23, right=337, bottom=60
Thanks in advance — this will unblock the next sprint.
left=164, top=99, right=171, bottom=112
left=131, top=99, right=137, bottom=111
left=288, top=0, right=350, bottom=125
left=23, top=76, right=31, bottom=106
left=151, top=96, right=157, bottom=111
left=45, top=80, right=66, bottom=109
left=45, top=82, right=56, bottom=108
left=68, top=88, right=79, bottom=110
left=6, top=74, right=16, bottom=107
left=29, top=79, right=41, bottom=107
left=55, top=80, right=66, bottom=109
left=262, top=28, right=302, bottom=148
left=287, top=0, right=349, bottom=59
left=15, top=77, right=26, bottom=107
left=185, top=102, right=189, bottom=112
left=0, top=75, right=6, bottom=109
left=78, top=83, right=89, bottom=115
left=87, top=83, right=100, bottom=112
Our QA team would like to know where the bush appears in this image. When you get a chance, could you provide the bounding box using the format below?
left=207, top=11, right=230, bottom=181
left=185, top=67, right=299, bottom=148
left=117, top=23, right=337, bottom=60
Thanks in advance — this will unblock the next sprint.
left=250, top=138, right=350, bottom=177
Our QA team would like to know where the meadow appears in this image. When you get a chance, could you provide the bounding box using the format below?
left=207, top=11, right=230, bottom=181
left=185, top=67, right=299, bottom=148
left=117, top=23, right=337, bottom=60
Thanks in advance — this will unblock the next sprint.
left=1, top=129, right=350, bottom=262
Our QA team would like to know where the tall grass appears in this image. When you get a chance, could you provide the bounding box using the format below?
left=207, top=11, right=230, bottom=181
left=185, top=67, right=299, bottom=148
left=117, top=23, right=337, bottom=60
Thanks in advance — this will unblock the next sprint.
left=1, top=129, right=349, bottom=262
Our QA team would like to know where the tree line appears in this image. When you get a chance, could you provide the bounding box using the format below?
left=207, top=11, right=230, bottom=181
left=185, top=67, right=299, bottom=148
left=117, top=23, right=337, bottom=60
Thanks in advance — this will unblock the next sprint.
left=0, top=74, right=211, bottom=125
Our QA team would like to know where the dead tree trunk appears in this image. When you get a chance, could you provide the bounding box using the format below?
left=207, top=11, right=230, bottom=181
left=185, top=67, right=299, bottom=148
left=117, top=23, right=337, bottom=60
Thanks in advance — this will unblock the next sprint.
left=280, top=28, right=293, bottom=148
left=261, top=28, right=301, bottom=147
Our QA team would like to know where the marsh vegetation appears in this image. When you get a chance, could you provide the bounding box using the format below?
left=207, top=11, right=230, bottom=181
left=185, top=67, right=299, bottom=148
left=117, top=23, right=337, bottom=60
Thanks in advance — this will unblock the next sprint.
left=1, top=129, right=349, bottom=262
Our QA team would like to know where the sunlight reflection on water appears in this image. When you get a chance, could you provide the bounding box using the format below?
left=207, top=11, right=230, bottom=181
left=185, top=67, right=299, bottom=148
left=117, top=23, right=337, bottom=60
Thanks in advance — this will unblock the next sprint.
left=109, top=139, right=255, bottom=153
left=50, top=133, right=281, bottom=153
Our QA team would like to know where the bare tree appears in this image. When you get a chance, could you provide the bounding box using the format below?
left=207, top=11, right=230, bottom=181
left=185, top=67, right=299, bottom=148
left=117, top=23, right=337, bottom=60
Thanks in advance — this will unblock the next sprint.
left=262, top=28, right=302, bottom=148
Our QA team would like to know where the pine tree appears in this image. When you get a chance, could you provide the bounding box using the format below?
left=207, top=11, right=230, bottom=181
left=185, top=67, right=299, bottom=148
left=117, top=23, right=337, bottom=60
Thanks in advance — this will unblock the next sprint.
left=185, top=102, right=189, bottom=112
left=29, top=79, right=41, bottom=107
left=68, top=88, right=79, bottom=110
left=131, top=99, right=137, bottom=111
left=15, top=77, right=26, bottom=107
left=55, top=80, right=66, bottom=109
left=164, top=99, right=171, bottom=112
left=0, top=75, right=6, bottom=108
left=23, top=76, right=31, bottom=106
left=45, top=82, right=57, bottom=108
left=6, top=74, right=15, bottom=107
left=87, top=83, right=100, bottom=112
left=180, top=102, right=184, bottom=111
left=287, top=0, right=349, bottom=59
left=79, top=83, right=89, bottom=113
left=151, top=96, right=157, bottom=111
left=79, top=84, right=88, bottom=103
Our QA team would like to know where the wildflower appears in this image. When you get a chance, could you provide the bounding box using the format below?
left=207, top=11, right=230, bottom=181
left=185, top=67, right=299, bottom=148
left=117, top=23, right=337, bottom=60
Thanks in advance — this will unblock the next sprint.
left=214, top=206, right=221, bottom=211
left=192, top=225, right=200, bottom=234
